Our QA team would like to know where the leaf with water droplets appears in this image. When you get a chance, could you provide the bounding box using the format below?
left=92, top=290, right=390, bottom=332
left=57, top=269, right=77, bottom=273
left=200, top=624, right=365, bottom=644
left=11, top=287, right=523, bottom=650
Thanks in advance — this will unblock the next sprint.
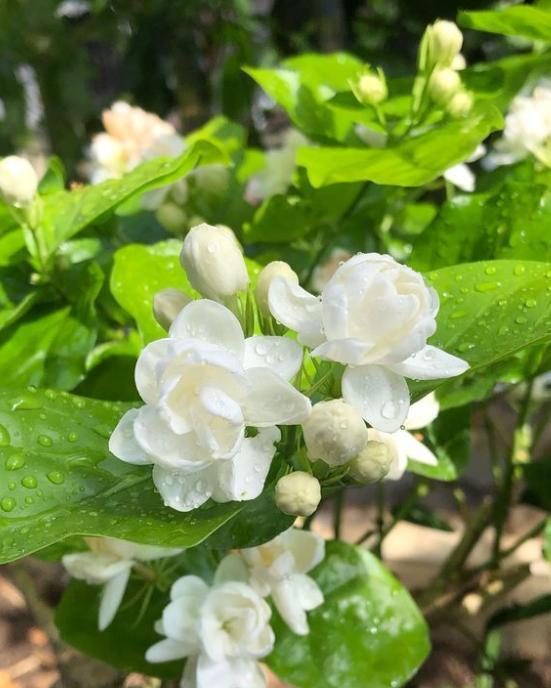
left=268, top=540, right=430, bottom=688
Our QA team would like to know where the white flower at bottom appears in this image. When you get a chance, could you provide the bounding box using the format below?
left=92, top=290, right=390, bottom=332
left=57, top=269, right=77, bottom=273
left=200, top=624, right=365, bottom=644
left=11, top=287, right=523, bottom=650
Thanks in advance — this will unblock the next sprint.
left=147, top=574, right=273, bottom=688
left=109, top=299, right=311, bottom=512
left=444, top=144, right=486, bottom=192
left=231, top=528, right=325, bottom=636
left=268, top=252, right=468, bottom=433
left=62, top=537, right=182, bottom=630
left=366, top=393, right=440, bottom=481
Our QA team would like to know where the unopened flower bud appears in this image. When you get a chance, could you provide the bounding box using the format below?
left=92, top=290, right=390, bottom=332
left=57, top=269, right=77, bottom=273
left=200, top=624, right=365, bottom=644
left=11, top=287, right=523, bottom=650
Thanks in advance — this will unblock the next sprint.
left=0, top=156, right=38, bottom=206
left=256, top=261, right=299, bottom=316
left=447, top=91, right=474, bottom=118
left=153, top=288, right=192, bottom=330
left=451, top=53, right=467, bottom=71
left=429, top=68, right=461, bottom=105
left=180, top=223, right=249, bottom=301
left=349, top=441, right=394, bottom=483
left=275, top=471, right=321, bottom=517
left=303, top=399, right=368, bottom=467
left=428, top=20, right=463, bottom=67
left=156, top=202, right=187, bottom=233
left=357, top=72, right=388, bottom=105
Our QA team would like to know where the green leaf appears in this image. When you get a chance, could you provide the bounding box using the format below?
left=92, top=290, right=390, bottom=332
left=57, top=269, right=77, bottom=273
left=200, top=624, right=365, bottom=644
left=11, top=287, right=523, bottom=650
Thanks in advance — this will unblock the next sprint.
left=459, top=6, right=551, bottom=43
left=523, top=456, right=551, bottom=511
left=0, top=388, right=286, bottom=564
left=297, top=103, right=503, bottom=187
left=268, top=541, right=430, bottom=688
left=410, top=260, right=551, bottom=401
left=56, top=577, right=182, bottom=678
left=244, top=195, right=315, bottom=243
left=40, top=140, right=225, bottom=255
left=38, top=157, right=66, bottom=194
left=410, top=182, right=551, bottom=272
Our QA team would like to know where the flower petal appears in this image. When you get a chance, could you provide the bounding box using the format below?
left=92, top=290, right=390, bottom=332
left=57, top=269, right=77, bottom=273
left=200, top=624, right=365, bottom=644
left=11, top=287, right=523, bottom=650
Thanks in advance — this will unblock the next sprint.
left=279, top=528, right=325, bottom=574
left=213, top=554, right=249, bottom=586
left=293, top=573, right=324, bottom=612
left=342, top=364, right=409, bottom=433
left=98, top=567, right=131, bottom=630
left=388, top=345, right=469, bottom=381
left=146, top=638, right=191, bottom=663
left=268, top=276, right=324, bottom=347
left=243, top=368, right=311, bottom=427
left=271, top=579, right=309, bottom=635
left=108, top=409, right=152, bottom=465
left=244, top=336, right=302, bottom=380
left=169, top=299, right=244, bottom=359
left=196, top=656, right=266, bottom=688
left=311, top=338, right=372, bottom=365
left=405, top=392, right=440, bottom=430
left=152, top=464, right=216, bottom=512
left=396, top=429, right=438, bottom=466
left=171, top=574, right=210, bottom=601
left=135, top=338, right=180, bottom=404
left=62, top=552, right=132, bottom=584
left=211, top=427, right=280, bottom=503
left=444, top=163, right=475, bottom=192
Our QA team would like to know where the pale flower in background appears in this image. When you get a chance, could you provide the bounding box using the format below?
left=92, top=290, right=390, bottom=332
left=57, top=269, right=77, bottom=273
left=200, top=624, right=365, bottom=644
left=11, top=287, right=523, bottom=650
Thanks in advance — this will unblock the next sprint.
left=0, top=155, right=38, bottom=206
left=89, top=101, right=184, bottom=183
left=147, top=573, right=274, bottom=688
left=485, top=83, right=551, bottom=168
left=310, top=247, right=353, bottom=293
left=444, top=144, right=486, bottom=193
left=269, top=253, right=468, bottom=432
left=109, top=299, right=311, bottom=511
left=62, top=537, right=182, bottom=630
left=245, top=129, right=308, bottom=204
left=230, top=528, right=325, bottom=636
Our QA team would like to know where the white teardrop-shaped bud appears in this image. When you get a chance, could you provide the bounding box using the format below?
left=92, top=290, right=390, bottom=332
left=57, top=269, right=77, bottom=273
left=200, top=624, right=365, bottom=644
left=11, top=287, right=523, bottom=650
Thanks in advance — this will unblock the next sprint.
left=153, top=288, right=192, bottom=330
left=275, top=471, right=321, bottom=517
left=180, top=223, right=249, bottom=301
left=349, top=441, right=394, bottom=483
left=428, top=20, right=463, bottom=67
left=357, top=72, right=388, bottom=105
left=428, top=68, right=461, bottom=105
left=447, top=91, right=474, bottom=118
left=255, top=261, right=299, bottom=316
left=0, top=156, right=38, bottom=206
left=303, top=399, right=368, bottom=467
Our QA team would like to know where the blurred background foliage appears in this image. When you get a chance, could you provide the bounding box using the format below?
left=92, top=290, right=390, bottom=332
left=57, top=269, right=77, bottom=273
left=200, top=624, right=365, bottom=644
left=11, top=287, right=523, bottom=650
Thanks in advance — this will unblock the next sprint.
left=0, top=0, right=502, bottom=176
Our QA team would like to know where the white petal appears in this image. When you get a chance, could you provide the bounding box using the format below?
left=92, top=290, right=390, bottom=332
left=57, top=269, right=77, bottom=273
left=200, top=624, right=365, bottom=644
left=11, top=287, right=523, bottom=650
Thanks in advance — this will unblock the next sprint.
left=152, top=464, right=216, bottom=512
left=405, top=392, right=440, bottom=430
left=311, top=338, right=372, bottom=365
left=388, top=345, right=469, bottom=381
left=213, top=554, right=249, bottom=586
left=135, top=338, right=180, bottom=404
left=162, top=598, right=203, bottom=650
left=171, top=574, right=210, bottom=601
left=268, top=276, right=324, bottom=347
left=243, top=368, right=311, bottom=427
left=444, top=163, right=475, bottom=192
left=293, top=573, right=324, bottom=612
left=108, top=409, right=152, bottom=465
left=98, top=567, right=131, bottom=630
left=169, top=299, right=244, bottom=360
left=211, top=427, right=280, bottom=503
left=396, top=429, right=438, bottom=466
left=385, top=449, right=408, bottom=481
left=342, top=364, right=410, bottom=433
left=196, top=655, right=266, bottom=688
left=279, top=528, right=325, bottom=574
left=244, top=336, right=302, bottom=380
left=146, top=638, right=191, bottom=663
left=271, top=579, right=309, bottom=635
left=62, top=552, right=132, bottom=584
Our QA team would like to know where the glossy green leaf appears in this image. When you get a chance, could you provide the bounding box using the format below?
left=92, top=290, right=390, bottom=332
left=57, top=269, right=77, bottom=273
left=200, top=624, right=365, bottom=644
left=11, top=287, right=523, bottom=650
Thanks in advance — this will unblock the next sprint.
left=40, top=140, right=225, bottom=255
left=410, top=260, right=551, bottom=400
left=459, top=6, right=551, bottom=43
left=0, top=388, right=287, bottom=564
left=297, top=103, right=503, bottom=187
left=410, top=182, right=551, bottom=272
left=268, top=541, right=430, bottom=688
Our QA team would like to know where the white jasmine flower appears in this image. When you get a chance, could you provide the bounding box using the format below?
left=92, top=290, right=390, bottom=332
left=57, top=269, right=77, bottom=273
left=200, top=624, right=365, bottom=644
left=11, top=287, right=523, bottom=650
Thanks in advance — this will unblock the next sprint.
left=364, top=393, right=440, bottom=481
left=275, top=471, right=321, bottom=517
left=245, top=129, right=308, bottom=204
left=89, top=101, right=184, bottom=183
left=303, top=399, right=368, bottom=466
left=0, top=156, right=38, bottom=206
left=355, top=70, right=388, bottom=105
left=62, top=537, right=182, bottom=630
left=109, top=299, right=311, bottom=512
left=236, top=528, right=325, bottom=636
left=255, top=261, right=299, bottom=317
left=485, top=84, right=551, bottom=168
left=444, top=144, right=486, bottom=192
left=180, top=224, right=249, bottom=302
left=426, top=20, right=463, bottom=68
left=268, top=253, right=468, bottom=432
left=147, top=573, right=273, bottom=688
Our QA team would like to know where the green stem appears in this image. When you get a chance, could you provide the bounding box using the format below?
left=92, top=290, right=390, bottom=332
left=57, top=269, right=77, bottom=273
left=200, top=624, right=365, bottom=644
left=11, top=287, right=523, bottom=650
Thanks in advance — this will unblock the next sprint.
left=373, top=483, right=386, bottom=557
left=333, top=490, right=345, bottom=539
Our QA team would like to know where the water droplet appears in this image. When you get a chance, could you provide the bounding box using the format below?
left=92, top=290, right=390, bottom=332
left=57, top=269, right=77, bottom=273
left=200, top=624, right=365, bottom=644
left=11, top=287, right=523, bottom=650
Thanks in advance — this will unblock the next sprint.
left=21, top=475, right=37, bottom=489
left=475, top=281, right=499, bottom=293
left=11, top=392, right=43, bottom=411
left=524, top=298, right=536, bottom=308
left=484, top=265, right=497, bottom=275
left=67, top=431, right=78, bottom=442
left=5, top=453, right=25, bottom=471
left=514, top=264, right=525, bottom=276
left=0, top=424, right=11, bottom=447
left=1, top=497, right=16, bottom=512
left=38, top=435, right=53, bottom=447
left=381, top=401, right=397, bottom=420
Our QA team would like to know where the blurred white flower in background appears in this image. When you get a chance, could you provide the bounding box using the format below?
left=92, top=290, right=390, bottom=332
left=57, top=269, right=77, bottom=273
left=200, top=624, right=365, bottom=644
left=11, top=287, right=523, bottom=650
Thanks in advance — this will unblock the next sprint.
left=0, top=156, right=38, bottom=206
left=485, top=83, right=551, bottom=168
left=269, top=253, right=468, bottom=432
left=109, top=299, right=311, bottom=511
left=62, top=537, right=182, bottom=630
left=310, top=247, right=353, bottom=293
left=147, top=573, right=274, bottom=688
left=444, top=144, right=486, bottom=193
left=89, top=101, right=184, bottom=184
